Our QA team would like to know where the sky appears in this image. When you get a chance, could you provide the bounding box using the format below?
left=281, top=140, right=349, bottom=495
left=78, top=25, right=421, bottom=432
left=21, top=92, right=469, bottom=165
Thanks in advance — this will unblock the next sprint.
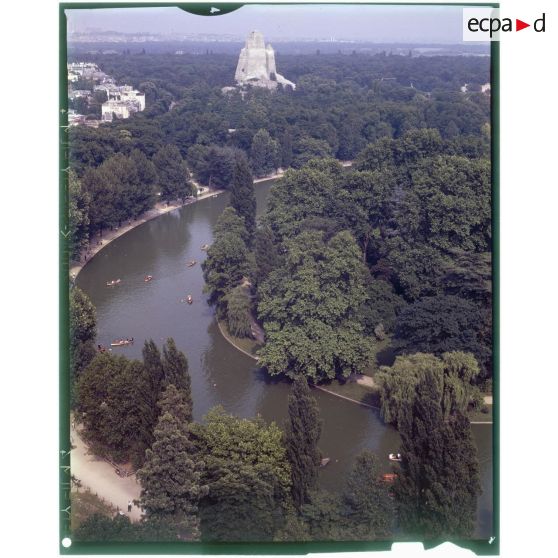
left=66, top=4, right=470, bottom=44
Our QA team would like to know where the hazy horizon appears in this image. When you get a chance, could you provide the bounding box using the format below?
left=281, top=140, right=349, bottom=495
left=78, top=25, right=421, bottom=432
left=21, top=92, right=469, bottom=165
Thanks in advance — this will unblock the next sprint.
left=66, top=4, right=479, bottom=44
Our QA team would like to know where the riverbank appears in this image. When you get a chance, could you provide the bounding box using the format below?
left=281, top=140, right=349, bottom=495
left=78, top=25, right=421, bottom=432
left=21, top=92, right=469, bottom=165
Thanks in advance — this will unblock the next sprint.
left=70, top=187, right=224, bottom=278
left=70, top=161, right=354, bottom=279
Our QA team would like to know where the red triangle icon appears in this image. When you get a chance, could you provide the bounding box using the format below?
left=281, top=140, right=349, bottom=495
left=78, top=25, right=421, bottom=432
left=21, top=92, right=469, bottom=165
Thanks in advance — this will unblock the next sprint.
left=516, top=19, right=530, bottom=31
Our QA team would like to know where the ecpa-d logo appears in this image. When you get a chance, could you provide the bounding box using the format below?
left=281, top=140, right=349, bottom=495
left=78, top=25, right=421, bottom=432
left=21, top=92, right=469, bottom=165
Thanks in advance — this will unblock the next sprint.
left=463, top=8, right=546, bottom=41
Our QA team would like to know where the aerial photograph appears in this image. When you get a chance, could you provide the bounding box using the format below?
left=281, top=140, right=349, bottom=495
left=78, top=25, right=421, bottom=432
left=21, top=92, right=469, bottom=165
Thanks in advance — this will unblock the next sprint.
left=61, top=2, right=495, bottom=550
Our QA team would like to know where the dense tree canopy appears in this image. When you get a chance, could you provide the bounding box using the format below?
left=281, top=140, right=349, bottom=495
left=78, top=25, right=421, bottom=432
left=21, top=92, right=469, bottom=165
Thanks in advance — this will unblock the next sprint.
left=190, top=407, right=292, bottom=541
left=137, top=384, right=207, bottom=539
left=258, top=230, right=372, bottom=381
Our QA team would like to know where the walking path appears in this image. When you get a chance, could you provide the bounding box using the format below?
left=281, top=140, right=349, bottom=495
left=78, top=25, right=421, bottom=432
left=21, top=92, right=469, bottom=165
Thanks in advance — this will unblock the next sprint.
left=71, top=423, right=142, bottom=521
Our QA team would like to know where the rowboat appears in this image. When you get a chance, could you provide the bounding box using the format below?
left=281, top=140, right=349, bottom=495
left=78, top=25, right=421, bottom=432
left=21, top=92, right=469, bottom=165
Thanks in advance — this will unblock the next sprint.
left=320, top=457, right=331, bottom=467
left=201, top=244, right=210, bottom=251
left=187, top=260, right=197, bottom=267
left=111, top=338, right=134, bottom=347
left=388, top=453, right=402, bottom=462
left=106, top=279, right=121, bottom=286
left=144, top=275, right=153, bottom=282
left=187, top=295, right=193, bottom=304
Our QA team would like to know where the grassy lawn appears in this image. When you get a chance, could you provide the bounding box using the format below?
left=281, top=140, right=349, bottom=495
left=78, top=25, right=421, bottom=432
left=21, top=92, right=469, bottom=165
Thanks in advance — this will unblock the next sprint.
left=71, top=488, right=115, bottom=531
left=218, top=320, right=262, bottom=358
left=319, top=378, right=382, bottom=409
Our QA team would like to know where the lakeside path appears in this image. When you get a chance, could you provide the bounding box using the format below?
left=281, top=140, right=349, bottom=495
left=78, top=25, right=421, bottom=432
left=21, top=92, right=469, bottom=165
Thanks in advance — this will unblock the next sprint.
left=71, top=424, right=142, bottom=521
left=69, top=162, right=354, bottom=279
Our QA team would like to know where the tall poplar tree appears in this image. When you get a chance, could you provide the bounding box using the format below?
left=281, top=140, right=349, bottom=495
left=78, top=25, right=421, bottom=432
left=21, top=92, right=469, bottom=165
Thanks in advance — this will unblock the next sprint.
left=137, top=386, right=207, bottom=539
left=162, top=338, right=192, bottom=421
left=285, top=376, right=322, bottom=510
left=394, top=370, right=481, bottom=539
left=230, top=154, right=256, bottom=238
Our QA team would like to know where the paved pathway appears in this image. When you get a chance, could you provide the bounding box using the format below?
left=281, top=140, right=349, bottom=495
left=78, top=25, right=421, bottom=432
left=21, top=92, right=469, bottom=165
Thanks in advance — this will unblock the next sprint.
left=71, top=424, right=142, bottom=521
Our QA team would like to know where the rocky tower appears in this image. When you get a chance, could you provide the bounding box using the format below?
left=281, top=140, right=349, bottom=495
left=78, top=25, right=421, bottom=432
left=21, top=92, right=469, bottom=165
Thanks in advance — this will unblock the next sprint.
left=234, top=31, right=295, bottom=90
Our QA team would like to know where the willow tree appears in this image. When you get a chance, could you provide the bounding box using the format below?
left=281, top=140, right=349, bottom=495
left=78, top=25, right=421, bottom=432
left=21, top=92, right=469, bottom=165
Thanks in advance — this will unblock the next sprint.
left=377, top=351, right=482, bottom=427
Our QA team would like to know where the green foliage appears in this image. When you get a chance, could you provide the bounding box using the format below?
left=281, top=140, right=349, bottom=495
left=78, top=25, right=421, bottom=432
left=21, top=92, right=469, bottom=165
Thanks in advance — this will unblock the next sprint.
left=153, top=144, right=193, bottom=201
left=137, top=386, right=207, bottom=539
left=191, top=407, right=292, bottom=541
left=285, top=376, right=322, bottom=509
left=292, top=138, right=333, bottom=168
left=229, top=153, right=256, bottom=237
left=187, top=144, right=238, bottom=189
left=360, top=279, right=406, bottom=335
left=377, top=352, right=482, bottom=427
left=68, top=170, right=90, bottom=259
left=394, top=295, right=491, bottom=374
left=202, top=207, right=252, bottom=308
left=162, top=338, right=192, bottom=410
left=258, top=230, right=372, bottom=382
left=76, top=353, right=155, bottom=465
left=250, top=128, right=280, bottom=177
left=394, top=373, right=481, bottom=539
left=69, top=287, right=97, bottom=403
left=340, top=450, right=394, bottom=539
left=224, top=285, right=252, bottom=338
left=253, top=225, right=281, bottom=286
left=74, top=513, right=179, bottom=542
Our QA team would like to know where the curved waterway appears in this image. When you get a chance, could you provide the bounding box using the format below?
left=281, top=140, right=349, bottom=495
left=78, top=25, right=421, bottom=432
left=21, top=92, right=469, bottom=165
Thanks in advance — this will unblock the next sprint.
left=76, top=178, right=493, bottom=538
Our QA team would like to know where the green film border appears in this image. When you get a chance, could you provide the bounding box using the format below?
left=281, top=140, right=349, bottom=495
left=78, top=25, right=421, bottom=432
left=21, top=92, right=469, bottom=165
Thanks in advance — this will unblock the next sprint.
left=59, top=2, right=500, bottom=555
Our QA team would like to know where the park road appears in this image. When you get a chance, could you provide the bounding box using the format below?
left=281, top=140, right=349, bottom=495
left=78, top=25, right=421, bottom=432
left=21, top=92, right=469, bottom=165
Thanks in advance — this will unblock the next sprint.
left=71, top=424, right=142, bottom=522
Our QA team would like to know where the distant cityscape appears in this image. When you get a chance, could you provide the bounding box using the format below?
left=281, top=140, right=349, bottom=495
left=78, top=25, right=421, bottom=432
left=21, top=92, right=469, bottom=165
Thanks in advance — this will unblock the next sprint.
left=67, top=62, right=145, bottom=127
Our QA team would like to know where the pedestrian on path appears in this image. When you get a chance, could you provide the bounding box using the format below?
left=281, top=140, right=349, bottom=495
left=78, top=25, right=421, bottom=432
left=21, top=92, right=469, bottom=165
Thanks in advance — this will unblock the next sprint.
left=128, top=500, right=132, bottom=513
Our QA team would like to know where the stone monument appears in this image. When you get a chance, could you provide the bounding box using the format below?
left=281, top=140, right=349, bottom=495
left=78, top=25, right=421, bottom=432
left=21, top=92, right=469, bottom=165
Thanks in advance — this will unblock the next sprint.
left=234, top=31, right=295, bottom=91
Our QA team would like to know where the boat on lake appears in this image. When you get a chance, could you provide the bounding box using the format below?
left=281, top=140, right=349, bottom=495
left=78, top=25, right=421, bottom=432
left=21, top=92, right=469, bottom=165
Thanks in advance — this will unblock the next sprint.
left=382, top=473, right=398, bottom=483
left=201, top=244, right=210, bottom=251
left=144, top=275, right=153, bottom=282
left=110, top=338, right=134, bottom=347
left=187, top=260, right=197, bottom=267
left=187, top=295, right=193, bottom=304
left=389, top=453, right=402, bottom=462
left=106, top=279, right=121, bottom=287
left=320, top=457, right=331, bottom=467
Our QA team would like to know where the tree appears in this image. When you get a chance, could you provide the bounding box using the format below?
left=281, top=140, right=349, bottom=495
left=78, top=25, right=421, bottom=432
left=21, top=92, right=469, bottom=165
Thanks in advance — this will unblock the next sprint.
left=76, top=353, right=155, bottom=466
left=153, top=144, right=193, bottom=202
left=229, top=153, right=256, bottom=237
left=129, top=149, right=157, bottom=213
left=224, top=285, right=252, bottom=338
left=394, top=295, right=491, bottom=375
left=68, top=170, right=90, bottom=259
left=69, top=287, right=97, bottom=402
left=393, top=372, right=481, bottom=539
left=377, top=352, right=482, bottom=427
left=292, top=138, right=332, bottom=168
left=162, top=338, right=192, bottom=420
left=253, top=225, right=281, bottom=286
left=285, top=376, right=322, bottom=509
left=258, top=230, right=372, bottom=382
left=202, top=207, right=252, bottom=309
left=137, top=388, right=207, bottom=539
left=191, top=407, right=292, bottom=541
left=250, top=129, right=280, bottom=177
left=341, top=450, right=394, bottom=539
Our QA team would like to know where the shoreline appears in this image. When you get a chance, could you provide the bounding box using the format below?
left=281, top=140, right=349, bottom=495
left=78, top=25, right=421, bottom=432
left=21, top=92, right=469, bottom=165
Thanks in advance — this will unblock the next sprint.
left=69, top=170, right=285, bottom=279
left=70, top=162, right=353, bottom=279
